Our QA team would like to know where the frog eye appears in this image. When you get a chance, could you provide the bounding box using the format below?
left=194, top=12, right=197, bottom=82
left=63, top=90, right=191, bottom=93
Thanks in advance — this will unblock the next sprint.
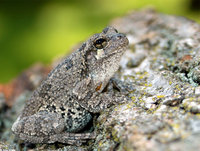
left=94, top=38, right=108, bottom=49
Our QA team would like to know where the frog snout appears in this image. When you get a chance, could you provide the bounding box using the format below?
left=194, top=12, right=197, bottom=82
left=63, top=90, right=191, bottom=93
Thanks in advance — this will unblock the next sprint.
left=114, top=33, right=129, bottom=46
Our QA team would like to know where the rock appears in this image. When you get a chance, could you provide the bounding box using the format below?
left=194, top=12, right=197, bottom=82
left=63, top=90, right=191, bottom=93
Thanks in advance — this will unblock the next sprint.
left=126, top=52, right=146, bottom=68
left=195, top=86, right=200, bottom=95
left=182, top=98, right=200, bottom=113
left=0, top=93, right=6, bottom=111
left=2, top=9, right=200, bottom=151
left=0, top=142, right=15, bottom=150
left=162, top=94, right=184, bottom=106
left=92, top=9, right=200, bottom=151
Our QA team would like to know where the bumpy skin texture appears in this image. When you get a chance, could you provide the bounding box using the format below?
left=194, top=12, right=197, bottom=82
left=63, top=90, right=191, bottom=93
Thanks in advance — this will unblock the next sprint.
left=12, top=26, right=129, bottom=145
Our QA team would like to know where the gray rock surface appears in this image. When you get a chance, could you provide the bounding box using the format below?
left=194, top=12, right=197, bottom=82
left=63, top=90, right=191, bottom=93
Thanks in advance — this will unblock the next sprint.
left=1, top=9, right=200, bottom=151
left=92, top=9, right=200, bottom=151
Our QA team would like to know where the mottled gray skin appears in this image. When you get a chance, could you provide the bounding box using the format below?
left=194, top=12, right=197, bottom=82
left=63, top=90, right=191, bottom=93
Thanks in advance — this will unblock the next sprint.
left=12, top=26, right=129, bottom=145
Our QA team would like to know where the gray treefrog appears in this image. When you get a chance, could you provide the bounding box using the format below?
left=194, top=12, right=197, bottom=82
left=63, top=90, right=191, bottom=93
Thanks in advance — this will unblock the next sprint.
left=12, top=26, right=129, bottom=145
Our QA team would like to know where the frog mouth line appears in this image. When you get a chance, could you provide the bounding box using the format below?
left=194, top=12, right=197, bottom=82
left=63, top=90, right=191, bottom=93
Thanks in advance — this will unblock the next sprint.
left=96, top=47, right=127, bottom=62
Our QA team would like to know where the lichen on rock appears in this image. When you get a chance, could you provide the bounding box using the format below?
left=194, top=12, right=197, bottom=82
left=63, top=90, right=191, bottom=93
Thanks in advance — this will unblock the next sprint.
left=93, top=9, right=200, bottom=151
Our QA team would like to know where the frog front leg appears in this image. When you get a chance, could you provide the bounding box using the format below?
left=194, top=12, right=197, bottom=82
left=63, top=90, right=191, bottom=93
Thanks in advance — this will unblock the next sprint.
left=78, top=84, right=133, bottom=113
left=79, top=92, right=130, bottom=113
left=74, top=77, right=133, bottom=113
left=12, top=111, right=95, bottom=145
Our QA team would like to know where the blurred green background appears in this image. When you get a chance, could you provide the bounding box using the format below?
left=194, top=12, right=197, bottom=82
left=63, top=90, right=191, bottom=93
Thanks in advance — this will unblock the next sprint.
left=0, top=0, right=200, bottom=83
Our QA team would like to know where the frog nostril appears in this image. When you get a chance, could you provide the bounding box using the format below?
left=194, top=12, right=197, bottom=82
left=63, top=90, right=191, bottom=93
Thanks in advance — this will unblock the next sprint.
left=116, top=34, right=125, bottom=40
left=118, top=35, right=123, bottom=39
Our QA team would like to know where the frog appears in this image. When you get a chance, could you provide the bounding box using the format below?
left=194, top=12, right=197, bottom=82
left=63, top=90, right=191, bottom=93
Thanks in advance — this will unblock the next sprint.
left=12, top=26, right=129, bottom=145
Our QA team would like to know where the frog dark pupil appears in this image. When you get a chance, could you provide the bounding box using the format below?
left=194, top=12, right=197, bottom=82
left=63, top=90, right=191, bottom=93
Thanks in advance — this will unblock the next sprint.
left=94, top=38, right=107, bottom=49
